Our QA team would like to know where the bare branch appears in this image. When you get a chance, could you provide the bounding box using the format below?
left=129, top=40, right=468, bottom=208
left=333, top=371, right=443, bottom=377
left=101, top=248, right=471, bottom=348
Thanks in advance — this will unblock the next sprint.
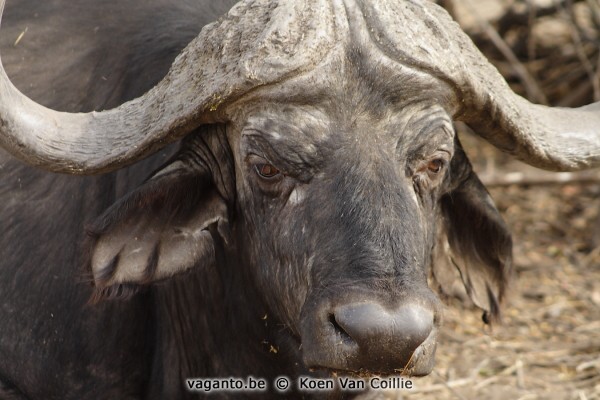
left=463, top=0, right=549, bottom=104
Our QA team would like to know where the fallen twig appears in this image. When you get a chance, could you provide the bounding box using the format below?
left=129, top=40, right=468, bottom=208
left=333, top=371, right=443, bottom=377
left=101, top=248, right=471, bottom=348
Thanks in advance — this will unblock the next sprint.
left=479, top=170, right=600, bottom=187
left=408, top=378, right=473, bottom=394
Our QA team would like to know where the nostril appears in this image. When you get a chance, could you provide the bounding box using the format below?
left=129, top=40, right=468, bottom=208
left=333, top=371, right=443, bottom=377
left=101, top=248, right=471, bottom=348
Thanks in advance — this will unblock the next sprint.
left=333, top=303, right=434, bottom=355
left=302, top=301, right=438, bottom=375
left=328, top=313, right=354, bottom=345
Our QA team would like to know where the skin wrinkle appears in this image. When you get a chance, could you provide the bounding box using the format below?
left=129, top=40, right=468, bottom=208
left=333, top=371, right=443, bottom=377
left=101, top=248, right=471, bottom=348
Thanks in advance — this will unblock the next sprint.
left=242, top=133, right=318, bottom=182
left=235, top=95, right=443, bottom=305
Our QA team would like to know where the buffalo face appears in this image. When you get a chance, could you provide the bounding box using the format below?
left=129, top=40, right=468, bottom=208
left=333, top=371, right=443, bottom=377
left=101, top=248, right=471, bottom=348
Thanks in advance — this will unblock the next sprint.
left=87, top=53, right=511, bottom=377
left=232, top=101, right=448, bottom=375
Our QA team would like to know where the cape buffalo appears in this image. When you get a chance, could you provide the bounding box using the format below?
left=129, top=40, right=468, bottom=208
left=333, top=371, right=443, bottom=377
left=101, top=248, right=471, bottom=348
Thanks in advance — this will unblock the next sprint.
left=1, top=0, right=599, bottom=399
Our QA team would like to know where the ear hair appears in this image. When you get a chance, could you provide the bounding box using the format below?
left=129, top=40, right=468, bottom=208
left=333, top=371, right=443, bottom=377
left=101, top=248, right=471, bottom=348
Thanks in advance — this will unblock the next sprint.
left=432, top=141, right=512, bottom=324
left=86, top=164, right=229, bottom=302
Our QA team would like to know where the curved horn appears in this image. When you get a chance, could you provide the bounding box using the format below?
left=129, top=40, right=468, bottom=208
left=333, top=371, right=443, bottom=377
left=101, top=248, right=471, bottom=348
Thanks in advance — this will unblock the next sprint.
left=0, top=0, right=340, bottom=174
left=353, top=0, right=600, bottom=172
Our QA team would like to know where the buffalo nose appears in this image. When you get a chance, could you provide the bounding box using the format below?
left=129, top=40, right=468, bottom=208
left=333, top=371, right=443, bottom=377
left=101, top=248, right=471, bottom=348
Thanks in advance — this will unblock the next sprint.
left=331, top=302, right=434, bottom=372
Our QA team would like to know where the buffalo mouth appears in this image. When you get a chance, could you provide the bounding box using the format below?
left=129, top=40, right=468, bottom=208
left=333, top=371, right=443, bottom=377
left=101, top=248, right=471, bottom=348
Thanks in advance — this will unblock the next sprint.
left=301, top=301, right=440, bottom=377
left=306, top=326, right=438, bottom=377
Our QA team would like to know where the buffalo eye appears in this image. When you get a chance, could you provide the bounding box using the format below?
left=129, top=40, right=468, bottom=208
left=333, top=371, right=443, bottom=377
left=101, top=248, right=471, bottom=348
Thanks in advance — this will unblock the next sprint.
left=255, top=163, right=281, bottom=179
left=427, top=159, right=444, bottom=174
left=411, top=152, right=450, bottom=193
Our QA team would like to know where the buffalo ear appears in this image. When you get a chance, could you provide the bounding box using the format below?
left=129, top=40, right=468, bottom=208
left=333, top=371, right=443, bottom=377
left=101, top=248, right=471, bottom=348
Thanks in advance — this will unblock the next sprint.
left=432, top=149, right=512, bottom=323
left=87, top=161, right=230, bottom=301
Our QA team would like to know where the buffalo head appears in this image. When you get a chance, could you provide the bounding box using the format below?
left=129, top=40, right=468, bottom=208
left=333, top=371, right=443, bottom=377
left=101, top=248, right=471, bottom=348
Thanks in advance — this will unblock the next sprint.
left=1, top=0, right=599, bottom=378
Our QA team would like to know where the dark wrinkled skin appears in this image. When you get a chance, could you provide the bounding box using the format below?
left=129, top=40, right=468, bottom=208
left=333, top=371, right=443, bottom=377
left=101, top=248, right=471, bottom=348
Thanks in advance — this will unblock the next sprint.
left=229, top=70, right=455, bottom=336
left=0, top=1, right=511, bottom=399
